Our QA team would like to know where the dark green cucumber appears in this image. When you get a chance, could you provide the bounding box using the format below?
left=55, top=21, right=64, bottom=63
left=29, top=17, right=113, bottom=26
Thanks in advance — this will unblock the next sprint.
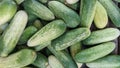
left=0, top=10, right=28, bottom=57
left=80, top=0, right=97, bottom=28
left=52, top=28, right=90, bottom=50
left=23, top=0, right=55, bottom=21
left=83, top=28, right=120, bottom=45
left=48, top=1, right=80, bottom=28
left=75, top=42, right=115, bottom=63
left=99, top=0, right=120, bottom=27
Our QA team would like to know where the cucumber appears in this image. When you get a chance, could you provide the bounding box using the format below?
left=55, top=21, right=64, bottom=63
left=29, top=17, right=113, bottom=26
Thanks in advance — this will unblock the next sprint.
left=75, top=42, right=115, bottom=63
left=0, top=49, right=36, bottom=68
left=66, top=0, right=79, bottom=4
left=33, top=20, right=43, bottom=29
left=86, top=55, right=120, bottom=68
left=32, top=53, right=48, bottom=68
left=94, top=1, right=108, bottom=29
left=0, top=10, right=28, bottom=57
left=80, top=0, right=97, bottom=28
left=99, top=0, right=120, bottom=27
left=0, top=0, right=17, bottom=26
left=18, top=26, right=38, bottom=45
left=83, top=28, right=120, bottom=45
left=28, top=20, right=66, bottom=47
left=23, top=0, right=55, bottom=21
left=47, top=45, right=78, bottom=68
left=48, top=1, right=80, bottom=28
left=52, top=28, right=90, bottom=50
left=48, top=55, right=64, bottom=68
left=38, top=0, right=48, bottom=3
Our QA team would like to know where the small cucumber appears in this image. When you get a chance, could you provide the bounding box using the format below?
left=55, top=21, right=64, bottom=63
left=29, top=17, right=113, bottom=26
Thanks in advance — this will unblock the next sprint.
left=86, top=55, right=120, bottom=68
left=52, top=28, right=90, bottom=50
left=75, top=42, right=115, bottom=63
left=33, top=20, right=43, bottom=29
left=66, top=0, right=79, bottom=4
left=94, top=1, right=108, bottom=29
left=80, top=0, right=97, bottom=28
left=48, top=55, right=64, bottom=68
left=0, top=0, right=17, bottom=26
left=83, top=28, right=120, bottom=45
left=48, top=1, right=80, bottom=28
left=28, top=20, right=66, bottom=47
left=32, top=53, right=48, bottom=68
left=0, top=49, right=36, bottom=68
left=0, top=10, right=28, bottom=57
left=38, top=0, right=48, bottom=4
left=23, top=0, right=55, bottom=21
left=18, top=26, right=38, bottom=45
left=99, top=0, right=120, bottom=27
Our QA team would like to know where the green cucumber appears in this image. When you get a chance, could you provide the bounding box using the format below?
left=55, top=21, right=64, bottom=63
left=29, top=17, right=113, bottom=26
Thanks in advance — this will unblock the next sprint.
left=47, top=45, right=78, bottom=68
left=80, top=0, right=97, bottom=28
left=48, top=55, right=64, bottom=68
left=99, top=0, right=120, bottom=27
left=0, top=0, right=17, bottom=26
left=32, top=53, right=48, bottom=68
left=38, top=0, right=48, bottom=3
left=86, top=55, right=120, bottom=68
left=18, top=26, right=38, bottom=45
left=94, top=1, right=108, bottom=29
left=52, top=28, right=90, bottom=50
left=0, top=10, right=28, bottom=57
left=66, top=0, right=79, bottom=4
left=33, top=20, right=43, bottom=29
left=28, top=20, right=66, bottom=47
left=83, top=28, right=120, bottom=45
left=75, top=42, right=115, bottom=63
left=23, top=0, right=55, bottom=21
left=0, top=49, right=36, bottom=68
left=48, top=1, right=80, bottom=28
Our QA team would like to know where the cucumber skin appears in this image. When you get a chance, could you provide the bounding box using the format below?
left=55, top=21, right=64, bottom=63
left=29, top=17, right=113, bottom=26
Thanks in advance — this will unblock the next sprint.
left=75, top=42, right=115, bottom=63
left=83, top=28, right=120, bottom=45
left=48, top=1, right=80, bottom=28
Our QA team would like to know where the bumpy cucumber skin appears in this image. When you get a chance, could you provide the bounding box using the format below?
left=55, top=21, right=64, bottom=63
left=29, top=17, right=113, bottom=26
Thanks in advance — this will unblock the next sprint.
left=75, top=42, right=115, bottom=63
left=28, top=20, right=66, bottom=47
left=0, top=0, right=17, bottom=26
left=23, top=0, right=55, bottom=21
left=48, top=1, right=80, bottom=28
left=80, top=0, right=97, bottom=28
left=99, top=0, right=120, bottom=27
left=52, top=28, right=90, bottom=50
left=0, top=49, right=36, bottom=68
left=94, top=1, right=108, bottom=29
left=86, top=55, right=120, bottom=68
left=83, top=28, right=120, bottom=45
left=0, top=10, right=28, bottom=57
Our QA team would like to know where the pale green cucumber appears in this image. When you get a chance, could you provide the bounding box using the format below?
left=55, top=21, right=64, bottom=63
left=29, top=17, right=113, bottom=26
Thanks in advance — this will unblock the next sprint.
left=75, top=42, right=115, bottom=63
left=0, top=0, right=17, bottom=26
left=48, top=1, right=80, bottom=28
left=80, top=0, right=97, bottom=28
left=0, top=10, right=28, bottom=57
left=83, top=28, right=120, bottom=45
left=23, top=0, right=55, bottom=21
left=0, top=49, right=36, bottom=68
left=94, top=1, right=108, bottom=29
left=52, top=28, right=90, bottom=50
left=28, top=20, right=66, bottom=47
left=66, top=0, right=79, bottom=4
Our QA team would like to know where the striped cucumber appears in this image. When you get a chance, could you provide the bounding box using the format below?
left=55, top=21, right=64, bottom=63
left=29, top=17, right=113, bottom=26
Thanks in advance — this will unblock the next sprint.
left=18, top=26, right=38, bottom=45
left=94, top=1, right=108, bottom=29
left=48, top=55, right=64, bottom=68
left=0, top=10, right=28, bottom=57
left=75, top=42, right=115, bottom=63
left=80, top=0, right=97, bottom=28
left=32, top=53, right=48, bottom=68
left=0, top=49, right=36, bottom=68
left=99, top=0, right=120, bottom=27
left=23, top=0, right=55, bottom=21
left=48, top=1, right=80, bottom=28
left=0, top=0, right=17, bottom=26
left=28, top=20, right=66, bottom=47
left=83, top=28, right=120, bottom=45
left=52, top=28, right=90, bottom=50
